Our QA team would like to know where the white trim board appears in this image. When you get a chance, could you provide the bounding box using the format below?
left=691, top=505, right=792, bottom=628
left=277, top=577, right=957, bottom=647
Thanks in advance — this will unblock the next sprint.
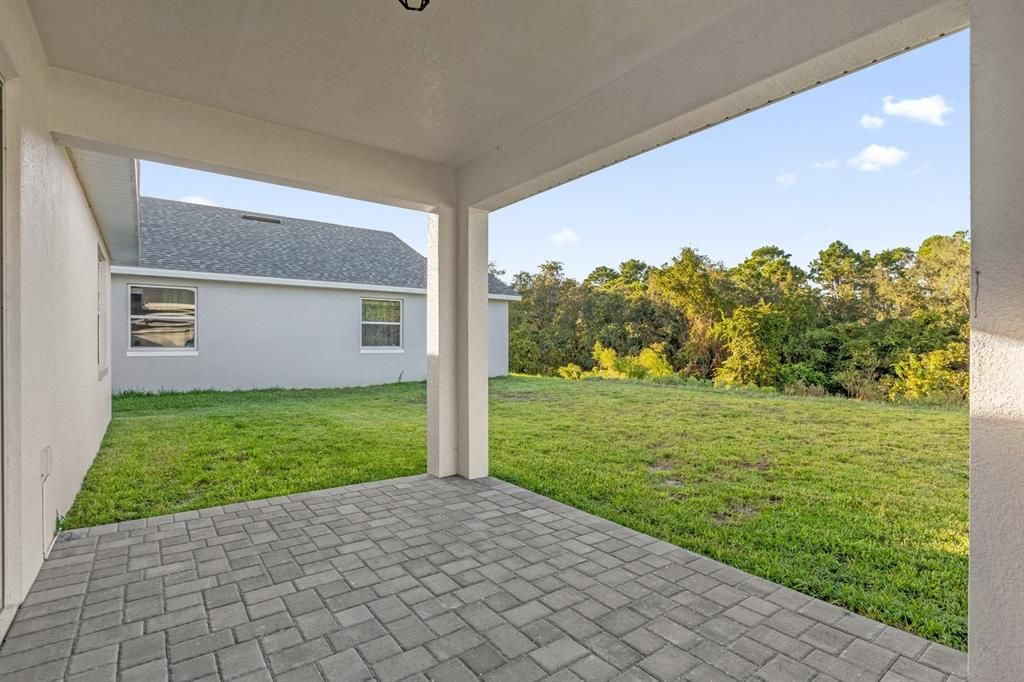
left=111, top=266, right=521, bottom=301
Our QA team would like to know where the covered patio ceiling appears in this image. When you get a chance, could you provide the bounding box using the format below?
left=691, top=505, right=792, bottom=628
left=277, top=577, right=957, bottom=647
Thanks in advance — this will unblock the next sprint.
left=28, top=0, right=965, bottom=210
left=29, top=0, right=740, bottom=168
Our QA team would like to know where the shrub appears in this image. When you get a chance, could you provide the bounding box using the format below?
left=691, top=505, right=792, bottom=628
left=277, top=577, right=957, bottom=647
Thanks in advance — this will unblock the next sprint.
left=888, top=334, right=968, bottom=404
left=556, top=363, right=585, bottom=380
left=783, top=380, right=829, bottom=398
left=591, top=342, right=628, bottom=378
left=635, top=343, right=674, bottom=378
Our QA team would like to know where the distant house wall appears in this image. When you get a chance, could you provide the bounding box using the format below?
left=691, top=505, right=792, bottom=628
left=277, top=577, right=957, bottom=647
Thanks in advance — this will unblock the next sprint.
left=111, top=274, right=511, bottom=393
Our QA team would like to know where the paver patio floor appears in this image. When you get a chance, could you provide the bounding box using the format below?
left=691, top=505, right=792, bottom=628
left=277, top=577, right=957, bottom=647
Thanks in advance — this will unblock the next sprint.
left=0, top=475, right=966, bottom=681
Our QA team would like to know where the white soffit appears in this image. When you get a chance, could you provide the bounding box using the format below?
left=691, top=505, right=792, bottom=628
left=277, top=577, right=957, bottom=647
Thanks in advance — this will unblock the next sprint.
left=27, top=0, right=742, bottom=167
left=68, top=148, right=138, bottom=265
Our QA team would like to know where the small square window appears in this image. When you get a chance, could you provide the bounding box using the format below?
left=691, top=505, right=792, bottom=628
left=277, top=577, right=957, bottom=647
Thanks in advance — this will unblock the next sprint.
left=361, top=298, right=402, bottom=349
left=129, top=285, right=197, bottom=349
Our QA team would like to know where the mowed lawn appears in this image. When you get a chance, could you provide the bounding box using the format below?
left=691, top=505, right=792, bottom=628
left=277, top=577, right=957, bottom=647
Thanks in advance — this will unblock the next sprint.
left=66, top=376, right=968, bottom=650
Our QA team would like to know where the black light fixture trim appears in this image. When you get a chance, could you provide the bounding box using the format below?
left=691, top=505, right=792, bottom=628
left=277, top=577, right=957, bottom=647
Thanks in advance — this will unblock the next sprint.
left=399, top=0, right=429, bottom=10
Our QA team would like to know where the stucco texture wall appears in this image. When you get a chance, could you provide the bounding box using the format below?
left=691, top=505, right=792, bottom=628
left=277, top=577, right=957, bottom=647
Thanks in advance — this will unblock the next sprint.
left=112, top=275, right=511, bottom=393
left=0, top=0, right=112, bottom=615
left=969, top=0, right=1024, bottom=674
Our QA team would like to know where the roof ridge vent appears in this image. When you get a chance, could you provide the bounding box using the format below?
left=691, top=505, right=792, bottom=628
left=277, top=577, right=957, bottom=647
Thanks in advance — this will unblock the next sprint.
left=241, top=214, right=281, bottom=224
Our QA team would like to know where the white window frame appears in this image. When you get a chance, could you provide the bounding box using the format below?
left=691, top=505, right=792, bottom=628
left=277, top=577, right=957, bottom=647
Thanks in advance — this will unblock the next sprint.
left=127, top=284, right=199, bottom=357
left=360, top=297, right=404, bottom=353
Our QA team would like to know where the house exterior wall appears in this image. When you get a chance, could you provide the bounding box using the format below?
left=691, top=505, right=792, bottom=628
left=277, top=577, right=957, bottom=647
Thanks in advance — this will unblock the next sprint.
left=0, top=0, right=112, bottom=630
left=111, top=274, right=511, bottom=393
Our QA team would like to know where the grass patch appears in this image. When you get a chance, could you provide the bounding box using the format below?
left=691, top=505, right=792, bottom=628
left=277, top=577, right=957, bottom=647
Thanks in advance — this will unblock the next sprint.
left=67, top=376, right=967, bottom=649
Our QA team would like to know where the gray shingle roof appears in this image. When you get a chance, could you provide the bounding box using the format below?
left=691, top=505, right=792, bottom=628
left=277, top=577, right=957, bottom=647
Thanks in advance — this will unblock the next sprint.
left=137, top=197, right=517, bottom=296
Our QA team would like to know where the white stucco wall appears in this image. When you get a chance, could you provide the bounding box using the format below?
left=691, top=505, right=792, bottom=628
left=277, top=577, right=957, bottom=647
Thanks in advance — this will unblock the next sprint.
left=969, top=0, right=1024, bottom=675
left=111, top=274, right=511, bottom=393
left=0, top=0, right=112, bottom=625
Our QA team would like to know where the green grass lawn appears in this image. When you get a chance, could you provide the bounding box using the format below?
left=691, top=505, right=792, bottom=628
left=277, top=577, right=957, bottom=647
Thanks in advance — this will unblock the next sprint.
left=67, top=376, right=968, bottom=650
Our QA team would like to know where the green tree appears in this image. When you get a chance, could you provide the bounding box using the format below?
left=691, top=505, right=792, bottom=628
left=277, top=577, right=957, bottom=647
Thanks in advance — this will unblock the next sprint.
left=508, top=261, right=582, bottom=374
left=910, top=231, right=970, bottom=323
left=508, top=232, right=971, bottom=405
left=730, top=246, right=808, bottom=307
left=810, top=241, right=875, bottom=322
left=715, top=302, right=788, bottom=388
left=648, top=248, right=730, bottom=378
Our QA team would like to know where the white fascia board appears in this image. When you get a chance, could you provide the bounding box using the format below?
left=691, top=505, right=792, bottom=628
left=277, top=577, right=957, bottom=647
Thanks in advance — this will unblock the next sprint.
left=111, top=266, right=520, bottom=300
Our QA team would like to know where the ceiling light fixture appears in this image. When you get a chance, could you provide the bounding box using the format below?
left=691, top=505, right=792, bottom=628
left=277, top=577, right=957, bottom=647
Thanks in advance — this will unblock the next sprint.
left=398, top=0, right=429, bottom=10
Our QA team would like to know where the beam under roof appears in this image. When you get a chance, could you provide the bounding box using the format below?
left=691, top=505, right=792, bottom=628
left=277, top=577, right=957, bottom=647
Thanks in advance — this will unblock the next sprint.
left=49, top=69, right=456, bottom=213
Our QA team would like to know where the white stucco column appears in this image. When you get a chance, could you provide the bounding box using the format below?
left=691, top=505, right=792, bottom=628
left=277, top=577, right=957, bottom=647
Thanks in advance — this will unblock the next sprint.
left=969, top=0, right=1024, bottom=677
left=426, top=206, right=490, bottom=479
left=457, top=208, right=490, bottom=479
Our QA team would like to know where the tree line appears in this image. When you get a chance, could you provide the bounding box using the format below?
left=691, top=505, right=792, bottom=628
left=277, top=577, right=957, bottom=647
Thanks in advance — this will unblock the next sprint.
left=502, top=232, right=969, bottom=404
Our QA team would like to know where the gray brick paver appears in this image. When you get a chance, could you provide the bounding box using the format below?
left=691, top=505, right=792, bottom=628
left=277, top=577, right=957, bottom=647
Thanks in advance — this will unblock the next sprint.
left=68, top=643, right=118, bottom=676
left=169, top=629, right=235, bottom=664
left=754, top=654, right=817, bottom=682
left=372, top=646, right=436, bottom=682
left=120, top=657, right=168, bottom=682
left=459, top=642, right=506, bottom=675
left=218, top=639, right=267, bottom=677
left=840, top=639, right=899, bottom=675
left=638, top=644, right=700, bottom=681
left=529, top=636, right=589, bottom=673
left=267, top=636, right=332, bottom=675
left=887, top=655, right=947, bottom=682
left=482, top=656, right=546, bottom=682
left=426, top=627, right=484, bottom=661
left=0, top=476, right=965, bottom=681
left=357, top=634, right=403, bottom=663
left=802, top=622, right=857, bottom=655
left=918, top=643, right=967, bottom=678
left=318, top=648, right=372, bottom=681
left=170, top=653, right=218, bottom=681
left=120, top=632, right=166, bottom=669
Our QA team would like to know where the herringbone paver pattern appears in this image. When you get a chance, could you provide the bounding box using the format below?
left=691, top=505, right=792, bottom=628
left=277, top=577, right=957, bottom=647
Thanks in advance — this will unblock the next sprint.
left=0, top=475, right=966, bottom=681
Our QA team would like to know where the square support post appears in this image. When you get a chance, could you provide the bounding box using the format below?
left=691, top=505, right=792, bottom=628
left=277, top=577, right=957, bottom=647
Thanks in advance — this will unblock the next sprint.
left=427, top=206, right=490, bottom=479
left=969, top=0, right=1024, bottom=676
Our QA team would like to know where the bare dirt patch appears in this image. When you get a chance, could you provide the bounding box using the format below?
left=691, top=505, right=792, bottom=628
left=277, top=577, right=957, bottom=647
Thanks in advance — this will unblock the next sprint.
left=712, top=502, right=760, bottom=525
left=736, top=459, right=773, bottom=471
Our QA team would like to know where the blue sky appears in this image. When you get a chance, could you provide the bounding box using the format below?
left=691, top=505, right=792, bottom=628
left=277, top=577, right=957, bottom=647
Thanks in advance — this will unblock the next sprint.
left=140, top=31, right=968, bottom=282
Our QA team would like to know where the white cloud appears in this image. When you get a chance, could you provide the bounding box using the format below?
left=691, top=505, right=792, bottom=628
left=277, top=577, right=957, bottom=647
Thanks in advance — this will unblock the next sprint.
left=813, top=159, right=839, bottom=170
left=775, top=173, right=797, bottom=187
left=859, top=114, right=885, bottom=129
left=180, top=195, right=218, bottom=206
left=847, top=144, right=908, bottom=172
left=882, top=95, right=952, bottom=126
left=547, top=227, right=580, bottom=245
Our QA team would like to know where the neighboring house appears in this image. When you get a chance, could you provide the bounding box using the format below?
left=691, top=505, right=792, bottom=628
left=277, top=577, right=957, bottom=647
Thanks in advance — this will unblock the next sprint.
left=111, top=198, right=518, bottom=393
